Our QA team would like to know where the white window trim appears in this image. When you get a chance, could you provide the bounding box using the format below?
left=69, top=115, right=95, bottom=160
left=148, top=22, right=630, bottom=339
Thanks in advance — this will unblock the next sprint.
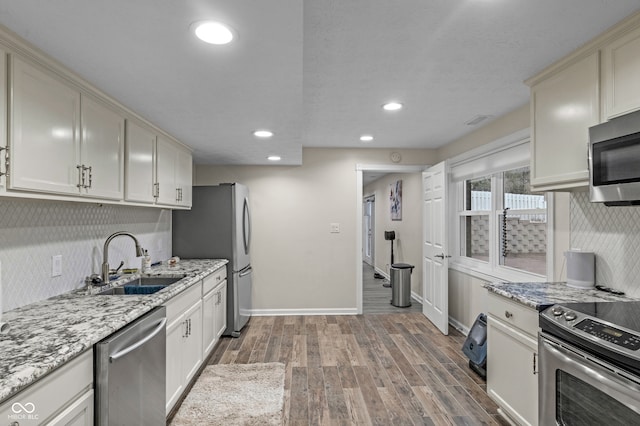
left=448, top=128, right=554, bottom=283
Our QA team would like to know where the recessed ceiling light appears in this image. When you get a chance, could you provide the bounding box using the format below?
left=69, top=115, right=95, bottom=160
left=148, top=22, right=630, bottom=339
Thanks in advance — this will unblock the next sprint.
left=360, top=135, right=374, bottom=142
left=253, top=130, right=274, bottom=138
left=267, top=155, right=281, bottom=161
left=192, top=21, right=235, bottom=45
left=382, top=102, right=403, bottom=111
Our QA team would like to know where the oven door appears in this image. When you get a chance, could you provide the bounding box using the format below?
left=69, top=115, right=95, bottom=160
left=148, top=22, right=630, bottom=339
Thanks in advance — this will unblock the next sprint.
left=539, top=332, right=640, bottom=425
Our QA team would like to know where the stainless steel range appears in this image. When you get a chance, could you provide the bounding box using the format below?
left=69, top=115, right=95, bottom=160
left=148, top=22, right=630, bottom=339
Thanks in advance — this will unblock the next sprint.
left=539, top=301, right=640, bottom=425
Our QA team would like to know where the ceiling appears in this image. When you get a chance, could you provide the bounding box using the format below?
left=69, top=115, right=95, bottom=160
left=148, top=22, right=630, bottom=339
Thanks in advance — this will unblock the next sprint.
left=0, top=1, right=639, bottom=166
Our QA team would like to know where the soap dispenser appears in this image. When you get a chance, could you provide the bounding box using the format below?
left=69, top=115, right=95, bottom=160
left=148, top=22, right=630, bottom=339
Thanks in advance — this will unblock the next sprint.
left=142, top=249, right=151, bottom=272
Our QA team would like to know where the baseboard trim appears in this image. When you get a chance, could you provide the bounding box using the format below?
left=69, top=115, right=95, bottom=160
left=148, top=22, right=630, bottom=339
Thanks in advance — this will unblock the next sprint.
left=449, top=317, right=470, bottom=336
left=251, top=308, right=358, bottom=316
left=411, top=291, right=423, bottom=304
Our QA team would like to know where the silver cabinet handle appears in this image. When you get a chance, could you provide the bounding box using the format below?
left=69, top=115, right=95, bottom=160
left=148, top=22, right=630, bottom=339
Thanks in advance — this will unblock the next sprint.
left=505, top=311, right=513, bottom=319
left=110, top=318, right=167, bottom=362
left=0, top=146, right=7, bottom=177
left=85, top=165, right=92, bottom=188
left=76, top=165, right=84, bottom=188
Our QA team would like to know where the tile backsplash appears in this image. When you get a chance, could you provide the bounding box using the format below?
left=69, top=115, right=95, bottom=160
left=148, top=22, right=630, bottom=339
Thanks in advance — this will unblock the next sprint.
left=0, top=198, right=171, bottom=312
left=571, top=192, right=640, bottom=298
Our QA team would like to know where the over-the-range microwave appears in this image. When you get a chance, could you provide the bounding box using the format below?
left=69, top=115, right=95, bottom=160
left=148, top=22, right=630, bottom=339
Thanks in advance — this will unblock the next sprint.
left=589, top=108, right=640, bottom=206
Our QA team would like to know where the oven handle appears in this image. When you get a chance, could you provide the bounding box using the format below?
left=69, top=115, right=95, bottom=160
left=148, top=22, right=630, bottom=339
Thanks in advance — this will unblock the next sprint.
left=542, top=334, right=640, bottom=391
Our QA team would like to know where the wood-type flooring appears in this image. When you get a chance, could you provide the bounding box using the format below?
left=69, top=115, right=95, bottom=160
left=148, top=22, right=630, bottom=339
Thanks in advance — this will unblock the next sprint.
left=208, top=313, right=508, bottom=425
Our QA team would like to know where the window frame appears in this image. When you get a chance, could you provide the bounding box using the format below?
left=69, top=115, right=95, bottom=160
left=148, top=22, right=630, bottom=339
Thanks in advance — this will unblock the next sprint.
left=448, top=131, right=553, bottom=283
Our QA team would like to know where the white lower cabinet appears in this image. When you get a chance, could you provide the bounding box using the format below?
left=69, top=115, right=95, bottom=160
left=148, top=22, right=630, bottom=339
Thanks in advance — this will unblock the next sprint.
left=487, top=293, right=539, bottom=426
left=202, top=268, right=228, bottom=357
left=165, top=281, right=203, bottom=414
left=0, top=350, right=93, bottom=425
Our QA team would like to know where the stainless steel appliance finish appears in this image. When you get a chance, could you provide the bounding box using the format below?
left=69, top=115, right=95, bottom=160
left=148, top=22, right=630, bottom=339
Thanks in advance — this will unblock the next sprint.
left=539, top=302, right=640, bottom=424
left=173, top=183, right=252, bottom=337
left=95, top=306, right=166, bottom=425
left=588, top=108, right=640, bottom=205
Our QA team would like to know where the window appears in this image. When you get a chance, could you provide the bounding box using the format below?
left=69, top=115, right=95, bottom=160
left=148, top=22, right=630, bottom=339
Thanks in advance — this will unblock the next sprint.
left=458, top=166, right=548, bottom=277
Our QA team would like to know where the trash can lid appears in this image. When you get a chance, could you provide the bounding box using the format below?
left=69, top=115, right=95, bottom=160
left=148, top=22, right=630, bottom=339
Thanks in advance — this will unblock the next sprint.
left=391, top=263, right=414, bottom=269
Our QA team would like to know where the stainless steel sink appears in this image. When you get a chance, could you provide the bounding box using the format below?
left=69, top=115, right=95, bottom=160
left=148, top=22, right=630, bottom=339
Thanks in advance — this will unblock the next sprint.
left=95, top=275, right=186, bottom=295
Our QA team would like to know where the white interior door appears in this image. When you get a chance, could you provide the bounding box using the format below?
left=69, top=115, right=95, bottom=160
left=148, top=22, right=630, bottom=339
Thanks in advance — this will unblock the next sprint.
left=363, top=196, right=375, bottom=266
left=423, top=161, right=449, bottom=335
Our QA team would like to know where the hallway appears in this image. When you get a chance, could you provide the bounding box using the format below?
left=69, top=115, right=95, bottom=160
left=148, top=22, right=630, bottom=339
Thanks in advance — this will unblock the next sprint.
left=363, top=263, right=422, bottom=314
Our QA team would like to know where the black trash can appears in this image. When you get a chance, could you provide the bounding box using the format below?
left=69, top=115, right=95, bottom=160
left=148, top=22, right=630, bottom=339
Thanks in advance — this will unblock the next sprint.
left=390, top=263, right=414, bottom=307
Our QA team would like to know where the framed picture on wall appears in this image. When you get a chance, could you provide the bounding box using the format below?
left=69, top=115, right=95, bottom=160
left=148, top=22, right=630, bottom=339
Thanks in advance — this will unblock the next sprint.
left=390, top=180, right=402, bottom=220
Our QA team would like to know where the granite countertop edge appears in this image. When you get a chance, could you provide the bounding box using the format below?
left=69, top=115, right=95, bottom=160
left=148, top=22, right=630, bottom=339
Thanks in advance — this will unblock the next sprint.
left=483, top=281, right=636, bottom=311
left=0, top=258, right=228, bottom=404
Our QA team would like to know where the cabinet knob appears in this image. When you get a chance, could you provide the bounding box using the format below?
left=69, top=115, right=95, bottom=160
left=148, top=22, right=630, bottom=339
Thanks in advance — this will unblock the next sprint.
left=505, top=311, right=513, bottom=319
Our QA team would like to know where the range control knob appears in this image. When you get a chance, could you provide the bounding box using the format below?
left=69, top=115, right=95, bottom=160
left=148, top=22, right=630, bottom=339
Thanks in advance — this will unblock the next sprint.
left=564, top=311, right=577, bottom=321
left=551, top=306, right=564, bottom=316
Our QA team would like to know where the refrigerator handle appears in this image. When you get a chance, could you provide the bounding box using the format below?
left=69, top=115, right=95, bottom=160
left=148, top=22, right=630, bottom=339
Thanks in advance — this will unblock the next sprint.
left=242, top=197, right=251, bottom=255
left=239, top=266, right=253, bottom=277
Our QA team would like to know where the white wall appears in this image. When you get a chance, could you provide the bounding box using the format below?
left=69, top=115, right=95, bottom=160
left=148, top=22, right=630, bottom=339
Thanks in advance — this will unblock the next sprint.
left=196, top=148, right=436, bottom=314
left=0, top=198, right=172, bottom=312
left=364, top=172, right=423, bottom=297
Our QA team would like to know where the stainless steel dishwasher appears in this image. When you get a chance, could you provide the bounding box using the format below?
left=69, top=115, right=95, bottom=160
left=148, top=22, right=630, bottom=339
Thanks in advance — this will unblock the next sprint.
left=95, top=306, right=166, bottom=425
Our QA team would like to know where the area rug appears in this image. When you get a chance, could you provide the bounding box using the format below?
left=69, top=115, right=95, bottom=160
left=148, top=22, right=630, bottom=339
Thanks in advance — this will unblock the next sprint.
left=170, top=362, right=285, bottom=426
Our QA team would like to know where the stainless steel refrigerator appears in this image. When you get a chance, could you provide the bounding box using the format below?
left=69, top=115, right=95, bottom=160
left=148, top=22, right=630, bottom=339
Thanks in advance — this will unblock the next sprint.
left=172, top=183, right=252, bottom=337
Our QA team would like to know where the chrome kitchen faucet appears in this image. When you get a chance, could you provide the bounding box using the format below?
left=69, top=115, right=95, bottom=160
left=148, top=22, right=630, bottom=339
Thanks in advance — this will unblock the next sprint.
left=102, top=231, right=145, bottom=284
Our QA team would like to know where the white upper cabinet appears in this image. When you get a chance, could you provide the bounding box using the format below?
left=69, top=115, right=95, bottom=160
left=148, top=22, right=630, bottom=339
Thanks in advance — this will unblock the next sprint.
left=10, top=56, right=82, bottom=195
left=0, top=27, right=191, bottom=209
left=529, top=53, right=600, bottom=192
left=156, top=135, right=192, bottom=208
left=80, top=95, right=124, bottom=200
left=10, top=56, right=124, bottom=199
left=125, top=121, right=192, bottom=208
left=176, top=145, right=193, bottom=207
left=602, top=25, right=640, bottom=119
left=155, top=135, right=178, bottom=206
left=125, top=119, right=156, bottom=204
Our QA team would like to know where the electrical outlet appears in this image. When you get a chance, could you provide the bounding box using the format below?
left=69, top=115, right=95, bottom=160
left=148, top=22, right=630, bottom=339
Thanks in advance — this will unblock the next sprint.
left=52, top=255, right=62, bottom=277
left=330, top=223, right=340, bottom=233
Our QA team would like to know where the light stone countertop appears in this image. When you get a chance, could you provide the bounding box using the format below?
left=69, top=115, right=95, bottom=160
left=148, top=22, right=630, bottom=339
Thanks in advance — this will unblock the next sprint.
left=484, top=281, right=636, bottom=311
left=0, top=258, right=228, bottom=404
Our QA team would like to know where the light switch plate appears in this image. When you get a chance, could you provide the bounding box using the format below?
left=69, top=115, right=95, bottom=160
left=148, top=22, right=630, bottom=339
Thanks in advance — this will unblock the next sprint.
left=52, top=255, right=62, bottom=277
left=330, top=223, right=340, bottom=233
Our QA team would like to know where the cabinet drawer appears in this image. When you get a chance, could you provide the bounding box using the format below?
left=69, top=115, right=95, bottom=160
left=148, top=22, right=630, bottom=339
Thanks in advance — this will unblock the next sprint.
left=165, top=281, right=202, bottom=322
left=202, top=267, right=227, bottom=295
left=0, top=350, right=93, bottom=424
left=487, top=292, right=538, bottom=336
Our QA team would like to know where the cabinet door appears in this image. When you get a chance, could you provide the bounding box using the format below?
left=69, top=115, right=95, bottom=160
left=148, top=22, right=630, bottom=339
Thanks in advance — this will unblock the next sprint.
left=182, top=300, right=203, bottom=384
left=0, top=48, right=6, bottom=191
left=125, top=120, right=156, bottom=203
left=202, top=290, right=216, bottom=356
left=603, top=26, right=640, bottom=119
left=487, top=315, right=538, bottom=426
left=176, top=146, right=193, bottom=207
left=530, top=52, right=599, bottom=191
left=214, top=282, right=227, bottom=340
left=155, top=135, right=178, bottom=206
left=47, top=389, right=94, bottom=426
left=10, top=56, right=81, bottom=195
left=165, top=315, right=185, bottom=414
left=80, top=95, right=124, bottom=200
